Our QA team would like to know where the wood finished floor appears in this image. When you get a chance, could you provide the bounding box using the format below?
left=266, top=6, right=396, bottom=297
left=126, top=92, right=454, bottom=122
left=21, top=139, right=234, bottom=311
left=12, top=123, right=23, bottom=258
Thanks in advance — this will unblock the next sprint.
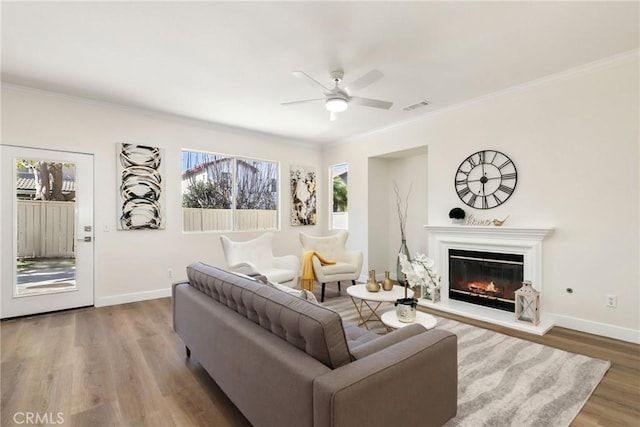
left=1, top=293, right=639, bottom=427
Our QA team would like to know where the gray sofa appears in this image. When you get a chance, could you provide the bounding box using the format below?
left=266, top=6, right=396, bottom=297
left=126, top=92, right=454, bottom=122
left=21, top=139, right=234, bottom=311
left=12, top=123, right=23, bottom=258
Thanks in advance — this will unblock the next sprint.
left=173, top=262, right=457, bottom=427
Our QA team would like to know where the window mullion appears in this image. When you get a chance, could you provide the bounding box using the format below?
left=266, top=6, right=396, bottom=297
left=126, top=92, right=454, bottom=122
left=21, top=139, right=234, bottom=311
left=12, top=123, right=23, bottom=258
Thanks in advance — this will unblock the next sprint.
left=231, top=157, right=237, bottom=231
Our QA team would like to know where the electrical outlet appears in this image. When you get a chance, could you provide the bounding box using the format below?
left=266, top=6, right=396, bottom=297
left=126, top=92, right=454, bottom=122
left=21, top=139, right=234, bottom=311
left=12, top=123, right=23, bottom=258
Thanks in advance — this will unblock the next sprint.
left=606, top=294, right=617, bottom=308
left=168, top=268, right=173, bottom=278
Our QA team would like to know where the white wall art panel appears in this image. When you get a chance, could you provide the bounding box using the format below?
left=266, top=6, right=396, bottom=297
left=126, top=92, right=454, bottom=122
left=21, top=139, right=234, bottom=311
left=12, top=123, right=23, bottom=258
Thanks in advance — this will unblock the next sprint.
left=290, top=165, right=316, bottom=226
left=116, top=143, right=165, bottom=230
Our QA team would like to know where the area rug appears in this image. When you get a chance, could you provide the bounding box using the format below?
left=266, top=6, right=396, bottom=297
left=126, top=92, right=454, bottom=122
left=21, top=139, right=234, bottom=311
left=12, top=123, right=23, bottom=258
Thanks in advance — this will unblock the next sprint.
left=322, top=296, right=610, bottom=427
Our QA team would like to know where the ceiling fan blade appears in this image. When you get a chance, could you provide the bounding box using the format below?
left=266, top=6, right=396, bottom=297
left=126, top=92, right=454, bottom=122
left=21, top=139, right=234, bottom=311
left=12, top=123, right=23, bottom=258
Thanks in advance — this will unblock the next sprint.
left=350, top=96, right=393, bottom=110
left=292, top=71, right=331, bottom=93
left=344, top=69, right=384, bottom=94
left=281, top=98, right=325, bottom=106
left=329, top=111, right=339, bottom=121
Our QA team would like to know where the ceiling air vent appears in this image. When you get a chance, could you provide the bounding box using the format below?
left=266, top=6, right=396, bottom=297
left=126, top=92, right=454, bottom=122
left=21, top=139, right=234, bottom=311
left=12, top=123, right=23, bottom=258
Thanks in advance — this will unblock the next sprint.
left=402, top=100, right=431, bottom=112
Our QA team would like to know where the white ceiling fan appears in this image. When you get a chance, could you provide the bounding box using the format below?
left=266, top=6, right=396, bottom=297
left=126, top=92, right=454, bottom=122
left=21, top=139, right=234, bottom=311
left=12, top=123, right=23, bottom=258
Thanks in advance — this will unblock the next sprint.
left=281, top=69, right=393, bottom=121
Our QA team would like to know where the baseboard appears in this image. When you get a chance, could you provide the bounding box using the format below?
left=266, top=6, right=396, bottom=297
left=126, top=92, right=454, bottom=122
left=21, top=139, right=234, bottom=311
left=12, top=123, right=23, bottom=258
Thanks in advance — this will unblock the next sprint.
left=549, top=313, right=640, bottom=344
left=95, top=288, right=172, bottom=307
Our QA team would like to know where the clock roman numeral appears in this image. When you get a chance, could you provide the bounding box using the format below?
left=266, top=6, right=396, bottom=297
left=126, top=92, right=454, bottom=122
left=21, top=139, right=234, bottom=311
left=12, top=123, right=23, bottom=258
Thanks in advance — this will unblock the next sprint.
left=501, top=172, right=517, bottom=180
left=493, top=193, right=503, bottom=205
left=482, top=197, right=488, bottom=209
left=455, top=179, right=468, bottom=186
left=498, top=184, right=514, bottom=195
left=498, top=159, right=513, bottom=170
left=468, top=194, right=477, bottom=207
left=477, top=151, right=485, bottom=164
left=490, top=151, right=498, bottom=164
left=457, top=187, right=471, bottom=198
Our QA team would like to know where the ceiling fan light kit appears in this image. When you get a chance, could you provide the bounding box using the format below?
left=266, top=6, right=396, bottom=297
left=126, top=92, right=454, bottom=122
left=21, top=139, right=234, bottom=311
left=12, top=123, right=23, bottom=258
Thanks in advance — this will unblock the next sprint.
left=326, top=97, right=348, bottom=112
left=282, top=69, right=393, bottom=120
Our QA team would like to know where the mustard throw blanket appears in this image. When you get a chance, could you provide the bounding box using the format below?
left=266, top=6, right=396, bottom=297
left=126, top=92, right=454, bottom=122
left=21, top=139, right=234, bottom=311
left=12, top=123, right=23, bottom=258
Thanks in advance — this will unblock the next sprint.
left=300, top=251, right=336, bottom=292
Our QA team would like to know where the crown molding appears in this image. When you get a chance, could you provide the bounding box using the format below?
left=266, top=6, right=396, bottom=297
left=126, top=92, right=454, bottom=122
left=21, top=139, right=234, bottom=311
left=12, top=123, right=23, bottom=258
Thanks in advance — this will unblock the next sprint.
left=0, top=82, right=318, bottom=150
left=331, top=49, right=639, bottom=147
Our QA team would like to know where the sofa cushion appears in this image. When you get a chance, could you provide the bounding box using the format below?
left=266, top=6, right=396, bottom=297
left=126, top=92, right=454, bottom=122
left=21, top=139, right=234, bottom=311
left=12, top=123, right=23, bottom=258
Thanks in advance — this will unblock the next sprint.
left=186, top=262, right=352, bottom=369
left=343, top=322, right=379, bottom=351
left=319, top=261, right=357, bottom=275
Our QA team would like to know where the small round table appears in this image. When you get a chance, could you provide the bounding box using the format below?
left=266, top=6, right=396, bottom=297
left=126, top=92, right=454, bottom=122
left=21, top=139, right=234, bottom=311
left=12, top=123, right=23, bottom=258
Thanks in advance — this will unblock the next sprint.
left=380, top=310, right=438, bottom=330
left=346, top=284, right=413, bottom=331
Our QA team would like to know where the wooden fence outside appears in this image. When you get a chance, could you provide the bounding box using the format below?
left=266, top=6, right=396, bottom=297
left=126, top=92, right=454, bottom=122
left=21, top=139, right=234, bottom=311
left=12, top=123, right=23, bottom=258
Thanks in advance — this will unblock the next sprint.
left=17, top=200, right=75, bottom=258
left=16, top=204, right=278, bottom=257
left=183, top=208, right=277, bottom=232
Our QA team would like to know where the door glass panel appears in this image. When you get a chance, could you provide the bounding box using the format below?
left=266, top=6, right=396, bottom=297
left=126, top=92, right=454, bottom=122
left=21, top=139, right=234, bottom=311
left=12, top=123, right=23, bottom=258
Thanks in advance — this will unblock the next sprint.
left=15, top=158, right=77, bottom=296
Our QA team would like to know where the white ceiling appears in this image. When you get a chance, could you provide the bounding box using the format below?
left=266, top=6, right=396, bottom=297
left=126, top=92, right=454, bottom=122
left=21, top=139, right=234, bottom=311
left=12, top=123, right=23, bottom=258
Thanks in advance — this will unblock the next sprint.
left=2, top=1, right=638, bottom=144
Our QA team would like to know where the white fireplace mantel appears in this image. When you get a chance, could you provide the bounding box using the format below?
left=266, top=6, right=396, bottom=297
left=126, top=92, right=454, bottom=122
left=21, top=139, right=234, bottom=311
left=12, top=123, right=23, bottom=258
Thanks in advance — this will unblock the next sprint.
left=422, top=225, right=555, bottom=335
left=424, top=225, right=554, bottom=241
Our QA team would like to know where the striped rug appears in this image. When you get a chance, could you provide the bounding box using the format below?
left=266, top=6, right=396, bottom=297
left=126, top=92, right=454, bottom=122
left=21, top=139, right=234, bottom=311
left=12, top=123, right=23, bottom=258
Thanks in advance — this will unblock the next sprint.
left=322, top=295, right=610, bottom=427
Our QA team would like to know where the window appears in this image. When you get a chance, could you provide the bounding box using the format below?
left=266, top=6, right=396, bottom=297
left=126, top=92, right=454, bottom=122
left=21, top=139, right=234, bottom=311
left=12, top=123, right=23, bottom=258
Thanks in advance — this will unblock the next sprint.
left=331, top=163, right=348, bottom=230
left=182, top=150, right=278, bottom=232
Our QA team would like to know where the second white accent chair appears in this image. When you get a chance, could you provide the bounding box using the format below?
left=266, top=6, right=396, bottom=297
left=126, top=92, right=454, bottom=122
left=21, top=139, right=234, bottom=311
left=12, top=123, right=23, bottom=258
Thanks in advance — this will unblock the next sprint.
left=220, top=232, right=299, bottom=287
left=299, top=230, right=363, bottom=302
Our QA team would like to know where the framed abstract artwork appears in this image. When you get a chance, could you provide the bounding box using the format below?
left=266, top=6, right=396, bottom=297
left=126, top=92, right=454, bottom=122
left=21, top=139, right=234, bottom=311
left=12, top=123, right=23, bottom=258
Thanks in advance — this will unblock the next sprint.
left=290, top=165, right=316, bottom=226
left=116, top=143, right=165, bottom=230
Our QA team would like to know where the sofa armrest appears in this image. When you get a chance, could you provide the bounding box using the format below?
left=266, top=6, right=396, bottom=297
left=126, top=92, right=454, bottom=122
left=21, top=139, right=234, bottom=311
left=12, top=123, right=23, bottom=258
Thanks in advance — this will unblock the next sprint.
left=171, top=281, right=190, bottom=332
left=349, top=323, right=427, bottom=360
left=313, top=329, right=457, bottom=427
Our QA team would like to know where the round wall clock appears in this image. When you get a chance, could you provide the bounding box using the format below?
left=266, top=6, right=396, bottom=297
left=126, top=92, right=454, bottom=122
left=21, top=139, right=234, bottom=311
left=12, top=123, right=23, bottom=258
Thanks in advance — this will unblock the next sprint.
left=454, top=150, right=517, bottom=209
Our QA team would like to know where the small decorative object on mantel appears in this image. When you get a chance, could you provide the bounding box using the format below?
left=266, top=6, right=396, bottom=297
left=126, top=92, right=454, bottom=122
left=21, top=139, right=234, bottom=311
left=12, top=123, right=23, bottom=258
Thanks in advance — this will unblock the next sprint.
left=381, top=271, right=394, bottom=291
left=464, top=214, right=492, bottom=226
left=515, top=280, right=540, bottom=326
left=492, top=216, right=510, bottom=226
left=366, top=270, right=380, bottom=292
left=398, top=253, right=441, bottom=303
left=448, top=207, right=466, bottom=224
left=394, top=180, right=412, bottom=286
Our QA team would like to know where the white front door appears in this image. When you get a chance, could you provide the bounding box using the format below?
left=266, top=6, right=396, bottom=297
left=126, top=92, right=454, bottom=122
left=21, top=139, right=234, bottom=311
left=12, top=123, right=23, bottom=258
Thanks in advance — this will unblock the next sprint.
left=1, top=146, right=94, bottom=318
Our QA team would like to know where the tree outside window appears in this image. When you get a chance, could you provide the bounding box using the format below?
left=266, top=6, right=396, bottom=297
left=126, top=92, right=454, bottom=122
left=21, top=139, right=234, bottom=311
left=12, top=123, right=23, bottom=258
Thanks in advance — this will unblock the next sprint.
left=182, top=150, right=279, bottom=231
left=331, top=163, right=348, bottom=229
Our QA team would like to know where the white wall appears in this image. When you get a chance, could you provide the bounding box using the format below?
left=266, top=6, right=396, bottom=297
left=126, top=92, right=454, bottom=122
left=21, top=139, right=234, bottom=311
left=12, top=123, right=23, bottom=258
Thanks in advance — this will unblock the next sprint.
left=1, top=85, right=324, bottom=305
left=365, top=150, right=428, bottom=280
left=367, top=157, right=389, bottom=278
left=324, top=54, right=640, bottom=341
left=2, top=53, right=637, bottom=342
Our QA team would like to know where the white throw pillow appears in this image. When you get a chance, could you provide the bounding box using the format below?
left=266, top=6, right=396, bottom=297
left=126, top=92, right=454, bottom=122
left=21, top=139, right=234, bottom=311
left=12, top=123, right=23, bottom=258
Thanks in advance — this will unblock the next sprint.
left=232, top=270, right=318, bottom=304
left=266, top=281, right=319, bottom=304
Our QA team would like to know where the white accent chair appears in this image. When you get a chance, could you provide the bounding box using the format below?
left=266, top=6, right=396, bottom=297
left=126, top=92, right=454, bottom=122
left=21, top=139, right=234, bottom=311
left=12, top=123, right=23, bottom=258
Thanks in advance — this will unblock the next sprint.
left=220, top=232, right=299, bottom=287
left=299, top=230, right=363, bottom=302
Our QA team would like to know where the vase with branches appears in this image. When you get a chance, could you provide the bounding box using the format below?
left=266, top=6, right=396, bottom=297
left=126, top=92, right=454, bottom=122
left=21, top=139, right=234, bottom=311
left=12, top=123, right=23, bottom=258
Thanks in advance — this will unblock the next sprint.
left=394, top=181, right=412, bottom=288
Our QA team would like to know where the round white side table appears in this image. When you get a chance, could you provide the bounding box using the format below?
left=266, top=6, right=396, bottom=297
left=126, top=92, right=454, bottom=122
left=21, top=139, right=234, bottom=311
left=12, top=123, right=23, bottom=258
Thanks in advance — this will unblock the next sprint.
left=346, top=284, right=413, bottom=331
left=380, top=310, right=438, bottom=330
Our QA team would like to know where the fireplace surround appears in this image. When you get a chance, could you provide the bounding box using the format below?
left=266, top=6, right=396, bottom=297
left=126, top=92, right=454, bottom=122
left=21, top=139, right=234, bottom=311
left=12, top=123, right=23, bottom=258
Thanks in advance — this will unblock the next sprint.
left=424, top=225, right=554, bottom=334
